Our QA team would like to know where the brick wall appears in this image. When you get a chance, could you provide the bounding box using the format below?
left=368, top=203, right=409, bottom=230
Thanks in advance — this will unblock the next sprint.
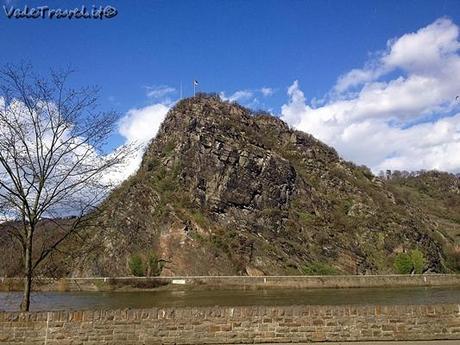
left=1, top=304, right=460, bottom=344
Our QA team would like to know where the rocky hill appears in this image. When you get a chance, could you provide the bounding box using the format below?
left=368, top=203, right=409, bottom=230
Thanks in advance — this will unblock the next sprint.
left=71, top=94, right=458, bottom=277
left=1, top=94, right=458, bottom=277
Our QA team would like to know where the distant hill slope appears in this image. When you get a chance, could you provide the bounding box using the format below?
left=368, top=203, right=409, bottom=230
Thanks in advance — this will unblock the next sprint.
left=387, top=171, right=460, bottom=270
left=1, top=94, right=458, bottom=277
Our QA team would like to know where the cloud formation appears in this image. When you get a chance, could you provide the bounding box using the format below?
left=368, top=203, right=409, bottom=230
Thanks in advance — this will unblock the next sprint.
left=116, top=103, right=170, bottom=179
left=146, top=85, right=176, bottom=99
left=281, top=18, right=460, bottom=173
left=219, top=87, right=276, bottom=111
left=220, top=90, right=254, bottom=102
left=260, top=87, right=274, bottom=96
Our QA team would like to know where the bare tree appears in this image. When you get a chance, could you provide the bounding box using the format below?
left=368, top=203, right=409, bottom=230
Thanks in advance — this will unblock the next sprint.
left=0, top=64, right=131, bottom=311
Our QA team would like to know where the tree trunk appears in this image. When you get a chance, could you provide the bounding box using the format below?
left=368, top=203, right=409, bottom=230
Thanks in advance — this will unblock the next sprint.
left=20, top=229, right=33, bottom=312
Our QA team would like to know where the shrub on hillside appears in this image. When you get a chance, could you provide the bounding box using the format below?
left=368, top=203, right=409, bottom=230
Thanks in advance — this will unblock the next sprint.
left=147, top=253, right=163, bottom=277
left=394, top=252, right=413, bottom=274
left=410, top=249, right=426, bottom=274
left=128, top=254, right=145, bottom=277
left=302, top=262, right=339, bottom=275
left=394, top=249, right=426, bottom=274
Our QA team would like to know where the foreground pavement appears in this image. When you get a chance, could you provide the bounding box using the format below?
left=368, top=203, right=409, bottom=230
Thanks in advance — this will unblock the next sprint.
left=241, top=340, right=460, bottom=345
left=330, top=342, right=460, bottom=345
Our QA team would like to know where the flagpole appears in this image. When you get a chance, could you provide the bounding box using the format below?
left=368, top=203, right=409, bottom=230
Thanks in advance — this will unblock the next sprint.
left=193, top=80, right=196, bottom=97
left=180, top=81, right=182, bottom=100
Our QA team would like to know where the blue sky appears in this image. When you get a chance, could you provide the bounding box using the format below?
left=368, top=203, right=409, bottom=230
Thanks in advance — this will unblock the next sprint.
left=2, top=0, right=460, bottom=175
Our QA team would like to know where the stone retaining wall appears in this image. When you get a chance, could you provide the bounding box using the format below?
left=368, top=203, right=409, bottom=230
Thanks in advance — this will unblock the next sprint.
left=1, top=274, right=460, bottom=292
left=1, top=304, right=460, bottom=344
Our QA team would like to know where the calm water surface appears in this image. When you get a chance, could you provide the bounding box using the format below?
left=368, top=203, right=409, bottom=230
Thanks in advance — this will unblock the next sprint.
left=1, top=286, right=459, bottom=312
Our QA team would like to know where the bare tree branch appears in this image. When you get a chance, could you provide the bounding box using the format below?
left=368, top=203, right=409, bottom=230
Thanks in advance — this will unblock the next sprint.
left=0, top=63, right=133, bottom=311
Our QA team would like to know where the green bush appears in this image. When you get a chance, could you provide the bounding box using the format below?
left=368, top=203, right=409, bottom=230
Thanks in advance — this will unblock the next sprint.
left=394, top=249, right=426, bottom=274
left=410, top=249, right=426, bottom=274
left=147, top=253, right=162, bottom=277
left=394, top=252, right=413, bottom=274
left=302, top=262, right=339, bottom=275
left=128, top=254, right=145, bottom=277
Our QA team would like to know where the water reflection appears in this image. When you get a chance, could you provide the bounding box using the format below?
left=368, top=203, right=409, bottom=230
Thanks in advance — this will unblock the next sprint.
left=0, top=286, right=459, bottom=312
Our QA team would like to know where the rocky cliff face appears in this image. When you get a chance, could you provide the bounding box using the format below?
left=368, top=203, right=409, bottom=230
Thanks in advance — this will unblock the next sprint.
left=67, top=95, right=454, bottom=276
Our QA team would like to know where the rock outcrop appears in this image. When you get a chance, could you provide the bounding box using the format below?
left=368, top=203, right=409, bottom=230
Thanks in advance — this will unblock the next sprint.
left=73, top=94, right=452, bottom=276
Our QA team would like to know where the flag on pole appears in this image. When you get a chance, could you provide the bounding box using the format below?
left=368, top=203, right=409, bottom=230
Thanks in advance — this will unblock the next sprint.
left=193, top=80, right=199, bottom=96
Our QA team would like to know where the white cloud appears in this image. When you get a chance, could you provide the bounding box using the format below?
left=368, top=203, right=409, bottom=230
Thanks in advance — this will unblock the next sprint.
left=119, top=104, right=169, bottom=144
left=260, top=87, right=274, bottom=96
left=116, top=103, right=170, bottom=179
left=383, top=18, right=460, bottom=72
left=334, top=67, right=384, bottom=94
left=221, top=87, right=276, bottom=102
left=220, top=87, right=275, bottom=111
left=334, top=18, right=460, bottom=94
left=281, top=18, right=460, bottom=173
left=220, top=90, right=254, bottom=102
left=146, top=85, right=176, bottom=99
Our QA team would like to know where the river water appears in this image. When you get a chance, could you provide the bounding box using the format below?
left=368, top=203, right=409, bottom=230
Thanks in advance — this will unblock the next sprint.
left=1, top=286, right=459, bottom=312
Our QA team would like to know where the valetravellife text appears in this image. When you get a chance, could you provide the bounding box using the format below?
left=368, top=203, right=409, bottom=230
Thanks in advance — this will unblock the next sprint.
left=3, top=5, right=118, bottom=20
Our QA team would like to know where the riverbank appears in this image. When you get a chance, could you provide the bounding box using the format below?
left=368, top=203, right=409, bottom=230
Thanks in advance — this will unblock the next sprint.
left=1, top=274, right=460, bottom=292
